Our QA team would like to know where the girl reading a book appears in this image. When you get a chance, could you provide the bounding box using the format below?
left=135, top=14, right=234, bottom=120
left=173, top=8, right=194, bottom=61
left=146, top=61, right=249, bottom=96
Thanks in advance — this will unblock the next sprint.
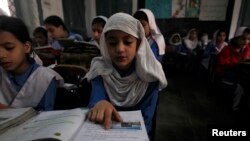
left=90, top=16, right=107, bottom=49
left=0, top=16, right=63, bottom=110
left=43, top=15, right=83, bottom=64
left=85, top=13, right=167, bottom=134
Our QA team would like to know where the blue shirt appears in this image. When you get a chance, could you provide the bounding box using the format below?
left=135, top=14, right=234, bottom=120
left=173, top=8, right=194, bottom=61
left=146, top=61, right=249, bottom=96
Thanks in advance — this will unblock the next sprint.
left=7, top=59, right=57, bottom=111
left=151, top=41, right=161, bottom=61
left=88, top=67, right=159, bottom=134
left=51, top=32, right=83, bottom=50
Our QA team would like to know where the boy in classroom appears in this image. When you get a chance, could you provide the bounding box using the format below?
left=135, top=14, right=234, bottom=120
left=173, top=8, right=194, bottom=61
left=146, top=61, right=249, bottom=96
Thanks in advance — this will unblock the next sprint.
left=0, top=16, right=63, bottom=111
left=85, top=13, right=167, bottom=135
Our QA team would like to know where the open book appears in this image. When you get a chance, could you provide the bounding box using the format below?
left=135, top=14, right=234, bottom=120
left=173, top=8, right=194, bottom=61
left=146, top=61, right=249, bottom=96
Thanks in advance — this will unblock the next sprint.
left=0, top=107, right=37, bottom=134
left=0, top=109, right=149, bottom=141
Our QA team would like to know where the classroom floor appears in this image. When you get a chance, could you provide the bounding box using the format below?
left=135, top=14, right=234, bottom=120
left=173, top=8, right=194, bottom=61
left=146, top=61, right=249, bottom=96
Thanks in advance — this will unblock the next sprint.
left=155, top=65, right=249, bottom=141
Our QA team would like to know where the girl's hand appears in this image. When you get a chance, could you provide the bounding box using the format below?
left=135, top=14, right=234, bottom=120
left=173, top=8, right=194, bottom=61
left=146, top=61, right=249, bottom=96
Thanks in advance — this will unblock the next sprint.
left=87, top=100, right=123, bottom=129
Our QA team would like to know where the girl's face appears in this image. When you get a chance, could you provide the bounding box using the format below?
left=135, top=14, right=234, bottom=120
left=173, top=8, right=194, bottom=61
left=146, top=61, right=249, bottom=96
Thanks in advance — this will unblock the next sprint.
left=139, top=20, right=151, bottom=38
left=92, top=23, right=104, bottom=44
left=34, top=32, right=47, bottom=46
left=0, top=31, right=31, bottom=74
left=217, top=32, right=226, bottom=43
left=106, top=30, right=138, bottom=71
left=45, top=24, right=64, bottom=39
left=189, top=30, right=197, bottom=41
left=242, top=33, right=250, bottom=47
left=173, top=35, right=180, bottom=43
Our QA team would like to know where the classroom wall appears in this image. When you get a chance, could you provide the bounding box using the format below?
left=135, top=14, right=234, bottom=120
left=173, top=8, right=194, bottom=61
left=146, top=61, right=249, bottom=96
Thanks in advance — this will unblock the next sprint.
left=41, top=0, right=64, bottom=20
left=138, top=0, right=236, bottom=43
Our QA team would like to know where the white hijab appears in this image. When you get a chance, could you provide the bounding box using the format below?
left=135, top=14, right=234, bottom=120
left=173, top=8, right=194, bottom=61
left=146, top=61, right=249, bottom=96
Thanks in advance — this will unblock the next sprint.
left=184, top=28, right=198, bottom=50
left=169, top=33, right=182, bottom=46
left=234, top=26, right=247, bottom=37
left=138, top=9, right=166, bottom=55
left=85, top=13, right=167, bottom=107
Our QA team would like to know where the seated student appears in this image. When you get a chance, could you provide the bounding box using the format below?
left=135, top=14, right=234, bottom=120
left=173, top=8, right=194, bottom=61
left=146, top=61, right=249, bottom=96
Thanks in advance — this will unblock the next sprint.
left=168, top=33, right=182, bottom=53
left=43, top=15, right=83, bottom=63
left=177, top=28, right=199, bottom=72
left=216, top=35, right=250, bottom=111
left=85, top=13, right=168, bottom=134
left=33, top=26, right=56, bottom=66
left=89, top=16, right=107, bottom=49
left=0, top=16, right=63, bottom=111
left=133, top=9, right=166, bottom=61
left=33, top=26, right=49, bottom=47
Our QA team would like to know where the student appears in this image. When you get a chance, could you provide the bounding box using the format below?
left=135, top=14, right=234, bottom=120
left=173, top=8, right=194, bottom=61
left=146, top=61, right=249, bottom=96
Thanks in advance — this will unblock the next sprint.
left=168, top=33, right=182, bottom=53
left=85, top=13, right=167, bottom=134
left=89, top=15, right=107, bottom=49
left=203, top=29, right=228, bottom=57
left=33, top=26, right=49, bottom=47
left=0, top=16, right=63, bottom=110
left=43, top=15, right=83, bottom=63
left=133, top=9, right=166, bottom=61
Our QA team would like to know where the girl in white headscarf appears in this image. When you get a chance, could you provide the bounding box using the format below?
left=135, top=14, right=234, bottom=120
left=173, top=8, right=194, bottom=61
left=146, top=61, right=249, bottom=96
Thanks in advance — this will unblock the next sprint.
left=89, top=15, right=108, bottom=49
left=133, top=8, right=166, bottom=61
left=85, top=13, right=167, bottom=134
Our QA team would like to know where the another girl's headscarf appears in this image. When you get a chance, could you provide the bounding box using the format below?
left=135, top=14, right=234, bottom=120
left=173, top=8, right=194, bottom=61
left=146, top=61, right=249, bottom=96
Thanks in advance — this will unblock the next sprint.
left=184, top=28, right=198, bottom=50
left=169, top=33, right=182, bottom=46
left=85, top=13, right=167, bottom=107
left=234, top=26, right=248, bottom=37
left=137, top=9, right=166, bottom=55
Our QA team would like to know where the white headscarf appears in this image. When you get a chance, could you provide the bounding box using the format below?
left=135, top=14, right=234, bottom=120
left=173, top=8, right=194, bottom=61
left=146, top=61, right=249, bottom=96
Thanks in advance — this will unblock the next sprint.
left=92, top=15, right=108, bottom=23
left=184, top=28, right=198, bottom=50
left=234, top=26, right=247, bottom=37
left=90, top=16, right=108, bottom=49
left=138, top=9, right=166, bottom=55
left=85, top=13, right=167, bottom=107
left=169, top=33, right=182, bottom=46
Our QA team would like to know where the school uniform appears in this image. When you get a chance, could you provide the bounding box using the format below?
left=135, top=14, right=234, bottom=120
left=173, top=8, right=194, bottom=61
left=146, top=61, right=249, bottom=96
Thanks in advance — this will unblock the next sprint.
left=0, top=59, right=63, bottom=111
left=138, top=9, right=166, bottom=61
left=85, top=13, right=167, bottom=134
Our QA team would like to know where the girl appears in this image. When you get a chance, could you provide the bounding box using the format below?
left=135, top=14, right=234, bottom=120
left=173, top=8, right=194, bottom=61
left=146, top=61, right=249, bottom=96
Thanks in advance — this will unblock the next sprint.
left=33, top=26, right=49, bottom=47
left=43, top=15, right=83, bottom=63
left=0, top=16, right=63, bottom=110
left=85, top=13, right=167, bottom=134
left=90, top=15, right=107, bottom=48
left=133, top=9, right=166, bottom=61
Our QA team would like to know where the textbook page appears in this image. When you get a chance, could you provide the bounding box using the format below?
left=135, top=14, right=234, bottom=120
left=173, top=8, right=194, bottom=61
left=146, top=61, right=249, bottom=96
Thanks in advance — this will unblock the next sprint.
left=74, top=110, right=149, bottom=141
left=0, top=108, right=87, bottom=141
left=0, top=107, right=37, bottom=133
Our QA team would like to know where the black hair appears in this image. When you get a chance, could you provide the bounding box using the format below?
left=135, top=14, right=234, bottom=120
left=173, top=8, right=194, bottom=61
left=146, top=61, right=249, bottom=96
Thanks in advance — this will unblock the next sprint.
left=92, top=17, right=106, bottom=27
left=33, top=27, right=48, bottom=39
left=133, top=11, right=148, bottom=22
left=243, top=28, right=250, bottom=35
left=0, top=16, right=32, bottom=43
left=44, top=15, right=68, bottom=32
left=230, top=36, right=244, bottom=48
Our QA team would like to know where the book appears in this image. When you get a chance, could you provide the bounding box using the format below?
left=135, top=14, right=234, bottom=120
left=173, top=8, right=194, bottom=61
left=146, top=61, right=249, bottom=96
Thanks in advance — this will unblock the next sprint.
left=0, top=109, right=149, bottom=141
left=0, top=107, right=37, bottom=134
left=74, top=110, right=149, bottom=141
left=0, top=108, right=87, bottom=141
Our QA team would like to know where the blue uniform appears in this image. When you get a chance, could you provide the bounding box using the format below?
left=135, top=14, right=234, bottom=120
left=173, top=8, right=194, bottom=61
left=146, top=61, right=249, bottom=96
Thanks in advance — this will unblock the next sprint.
left=151, top=41, right=161, bottom=61
left=7, top=59, right=57, bottom=111
left=88, top=69, right=159, bottom=133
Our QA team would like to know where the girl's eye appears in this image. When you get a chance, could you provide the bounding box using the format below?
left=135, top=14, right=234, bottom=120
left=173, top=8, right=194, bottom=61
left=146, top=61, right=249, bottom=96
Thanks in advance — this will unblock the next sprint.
left=4, top=44, right=15, bottom=51
left=107, top=41, right=118, bottom=47
left=124, top=41, right=132, bottom=46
